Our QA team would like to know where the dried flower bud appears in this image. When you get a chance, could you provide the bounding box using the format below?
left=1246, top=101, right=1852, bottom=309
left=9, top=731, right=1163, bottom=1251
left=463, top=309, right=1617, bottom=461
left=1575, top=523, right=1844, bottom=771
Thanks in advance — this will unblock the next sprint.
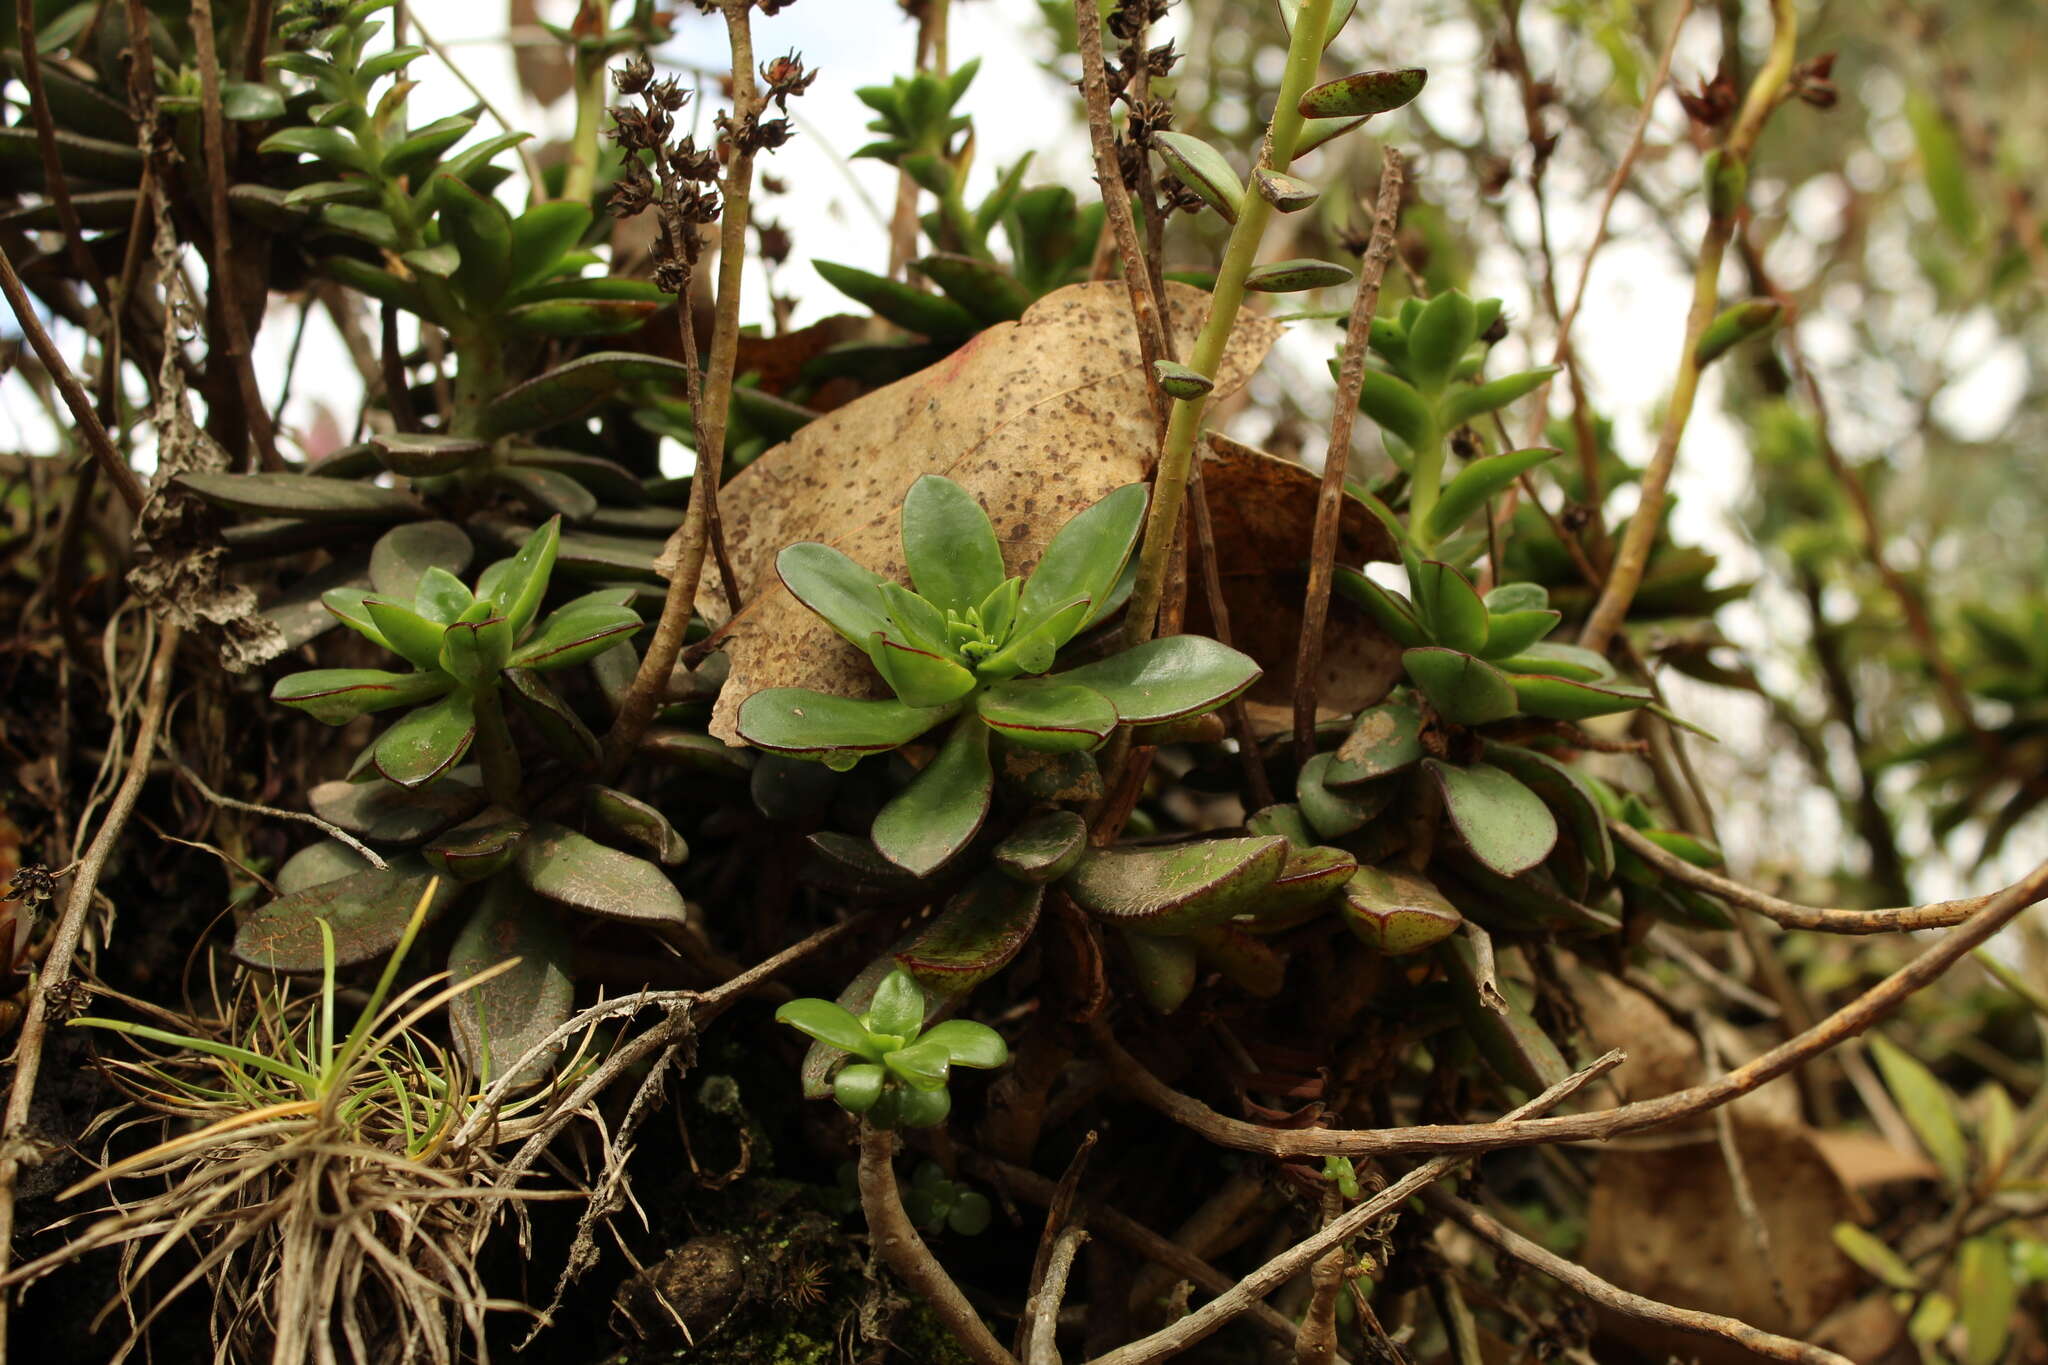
left=756, top=219, right=792, bottom=265
left=761, top=51, right=818, bottom=111
left=614, top=54, right=655, bottom=96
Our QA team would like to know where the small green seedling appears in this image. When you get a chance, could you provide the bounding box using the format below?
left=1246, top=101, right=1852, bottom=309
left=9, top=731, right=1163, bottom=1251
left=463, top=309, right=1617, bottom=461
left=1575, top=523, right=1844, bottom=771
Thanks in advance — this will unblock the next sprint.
left=775, top=968, right=1008, bottom=1129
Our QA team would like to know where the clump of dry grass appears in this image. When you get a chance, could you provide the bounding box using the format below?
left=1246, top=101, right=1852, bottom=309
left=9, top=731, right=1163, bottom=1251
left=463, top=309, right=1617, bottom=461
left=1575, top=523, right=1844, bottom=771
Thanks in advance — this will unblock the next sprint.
left=2, top=885, right=596, bottom=1364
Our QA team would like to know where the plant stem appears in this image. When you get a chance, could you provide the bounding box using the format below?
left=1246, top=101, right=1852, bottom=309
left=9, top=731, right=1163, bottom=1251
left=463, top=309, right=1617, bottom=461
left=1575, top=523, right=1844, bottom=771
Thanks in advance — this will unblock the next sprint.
left=1120, top=0, right=1333, bottom=648
left=471, top=685, right=522, bottom=805
left=1577, top=0, right=1799, bottom=653
left=562, top=45, right=608, bottom=206
left=601, top=0, right=762, bottom=776
left=858, top=1122, right=1019, bottom=1365
left=1293, top=149, right=1404, bottom=767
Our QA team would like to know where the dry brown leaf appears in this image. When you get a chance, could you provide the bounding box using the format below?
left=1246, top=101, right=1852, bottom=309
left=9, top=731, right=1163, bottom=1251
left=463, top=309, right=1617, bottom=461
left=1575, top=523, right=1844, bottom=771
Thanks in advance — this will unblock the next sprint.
left=1191, top=434, right=1399, bottom=722
left=699, top=282, right=1282, bottom=743
left=1583, top=1118, right=1863, bottom=1362
left=509, top=0, right=575, bottom=106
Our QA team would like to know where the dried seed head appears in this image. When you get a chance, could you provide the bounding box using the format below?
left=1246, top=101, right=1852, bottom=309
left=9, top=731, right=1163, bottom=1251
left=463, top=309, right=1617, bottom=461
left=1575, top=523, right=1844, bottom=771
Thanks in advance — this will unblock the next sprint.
left=761, top=51, right=818, bottom=110
left=614, top=54, right=655, bottom=96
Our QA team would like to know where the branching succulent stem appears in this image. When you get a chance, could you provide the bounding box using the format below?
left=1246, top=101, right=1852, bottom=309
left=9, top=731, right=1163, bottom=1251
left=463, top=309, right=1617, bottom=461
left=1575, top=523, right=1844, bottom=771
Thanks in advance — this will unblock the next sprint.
left=1120, top=0, right=1333, bottom=649
left=1578, top=0, right=1799, bottom=653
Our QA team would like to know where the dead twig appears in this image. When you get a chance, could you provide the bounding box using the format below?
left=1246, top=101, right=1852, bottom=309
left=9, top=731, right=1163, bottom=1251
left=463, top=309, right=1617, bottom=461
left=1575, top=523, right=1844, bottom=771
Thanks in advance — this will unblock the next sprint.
left=1423, top=1188, right=1849, bottom=1365
left=859, top=1121, right=1019, bottom=1365
left=1080, top=1050, right=1625, bottom=1365
left=0, top=619, right=181, bottom=1353
left=1099, top=855, right=2048, bottom=1159
left=1293, top=150, right=1405, bottom=769
left=1609, top=822, right=2032, bottom=934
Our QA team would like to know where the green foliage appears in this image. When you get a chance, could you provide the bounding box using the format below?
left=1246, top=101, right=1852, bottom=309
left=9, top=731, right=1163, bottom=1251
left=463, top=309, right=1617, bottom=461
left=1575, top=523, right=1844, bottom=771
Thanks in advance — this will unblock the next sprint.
left=776, top=969, right=1008, bottom=1129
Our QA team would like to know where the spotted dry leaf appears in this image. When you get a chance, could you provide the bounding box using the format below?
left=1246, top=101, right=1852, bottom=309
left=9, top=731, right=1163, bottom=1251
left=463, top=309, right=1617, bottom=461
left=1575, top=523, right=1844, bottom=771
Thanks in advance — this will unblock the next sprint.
left=699, top=282, right=1282, bottom=744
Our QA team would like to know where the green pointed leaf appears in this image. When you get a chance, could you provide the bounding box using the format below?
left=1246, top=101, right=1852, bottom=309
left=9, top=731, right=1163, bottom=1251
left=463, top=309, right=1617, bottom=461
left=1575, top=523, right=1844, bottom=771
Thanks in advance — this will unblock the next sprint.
left=221, top=80, right=286, bottom=121
left=501, top=297, right=657, bottom=337
left=1831, top=1224, right=1919, bottom=1292
left=777, top=542, right=893, bottom=646
left=1425, top=446, right=1560, bottom=543
left=1298, top=68, right=1426, bottom=119
left=914, top=252, right=1033, bottom=325
left=1490, top=640, right=1614, bottom=682
left=1244, top=258, right=1354, bottom=292
left=584, top=785, right=689, bottom=866
left=738, top=689, right=954, bottom=761
left=258, top=123, right=369, bottom=171
left=1480, top=741, right=1613, bottom=882
left=173, top=471, right=422, bottom=522
left=1404, top=647, right=1518, bottom=725
left=439, top=617, right=513, bottom=686
left=369, top=521, right=473, bottom=603
left=974, top=595, right=1092, bottom=679
left=1340, top=866, right=1461, bottom=955
left=1292, top=114, right=1367, bottom=160
left=363, top=598, right=448, bottom=670
left=813, top=259, right=978, bottom=338
left=1052, top=635, right=1262, bottom=724
left=1484, top=582, right=1548, bottom=613
left=1355, top=369, right=1437, bottom=452
left=1425, top=759, right=1558, bottom=876
left=1241, top=844, right=1356, bottom=932
left=1440, top=370, right=1560, bottom=432
left=872, top=716, right=993, bottom=875
left=384, top=114, right=475, bottom=180
left=318, top=254, right=434, bottom=319
left=481, top=516, right=561, bottom=637
left=233, top=858, right=454, bottom=971
left=423, top=806, right=528, bottom=882
left=477, top=351, right=691, bottom=439
left=778, top=997, right=884, bottom=1060
left=431, top=173, right=511, bottom=303
left=275, top=841, right=372, bottom=899
left=412, top=566, right=474, bottom=624
left=975, top=679, right=1117, bottom=752
left=972, top=577, right=1021, bottom=648
left=1297, top=753, right=1393, bottom=840
left=833, top=1062, right=887, bottom=1112
left=1959, top=1237, right=2016, bottom=1365
left=870, top=633, right=978, bottom=708
left=1870, top=1035, right=1970, bottom=1190
left=1411, top=561, right=1489, bottom=654
left=896, top=873, right=1043, bottom=995
left=885, top=1038, right=954, bottom=1090
left=1119, top=929, right=1200, bottom=1013
left=902, top=475, right=1005, bottom=618
left=272, top=668, right=449, bottom=725
left=373, top=691, right=476, bottom=788
left=308, top=775, right=484, bottom=845
left=514, top=819, right=686, bottom=927
left=1066, top=836, right=1289, bottom=934
left=1019, top=483, right=1148, bottom=632
left=490, top=465, right=599, bottom=523
left=1510, top=673, right=1653, bottom=721
left=872, top=580, right=952, bottom=657
left=1478, top=608, right=1560, bottom=660
left=866, top=968, right=927, bottom=1042
left=448, top=882, right=573, bottom=1088
left=1327, top=691, right=1425, bottom=785
left=508, top=603, right=641, bottom=671
left=1405, top=289, right=1477, bottom=390
left=1152, top=131, right=1243, bottom=224
left=1334, top=568, right=1430, bottom=647
left=991, top=811, right=1089, bottom=884
left=506, top=200, right=592, bottom=291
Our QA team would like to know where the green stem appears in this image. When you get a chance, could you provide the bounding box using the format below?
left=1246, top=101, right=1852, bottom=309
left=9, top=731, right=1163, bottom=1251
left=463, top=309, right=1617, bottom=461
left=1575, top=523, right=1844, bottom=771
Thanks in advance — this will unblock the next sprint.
left=1408, top=423, right=1447, bottom=550
left=1119, top=0, right=1334, bottom=648
left=1578, top=0, right=1798, bottom=653
left=471, top=683, right=523, bottom=806
left=562, top=47, right=607, bottom=206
